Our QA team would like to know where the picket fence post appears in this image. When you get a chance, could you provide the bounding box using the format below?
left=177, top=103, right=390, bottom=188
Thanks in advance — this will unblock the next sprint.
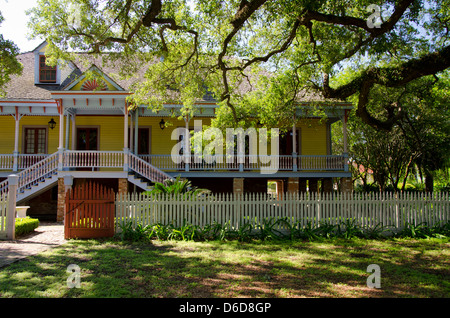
left=6, top=175, right=18, bottom=240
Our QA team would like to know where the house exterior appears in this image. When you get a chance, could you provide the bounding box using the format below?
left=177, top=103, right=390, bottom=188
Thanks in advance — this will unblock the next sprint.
left=0, top=42, right=353, bottom=222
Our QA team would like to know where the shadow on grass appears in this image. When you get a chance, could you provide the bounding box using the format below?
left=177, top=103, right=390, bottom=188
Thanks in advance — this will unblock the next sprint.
left=0, top=238, right=449, bottom=298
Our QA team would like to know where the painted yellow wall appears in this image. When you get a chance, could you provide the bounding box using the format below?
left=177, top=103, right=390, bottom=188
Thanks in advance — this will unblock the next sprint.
left=297, top=119, right=328, bottom=155
left=0, top=115, right=328, bottom=155
left=0, top=116, right=60, bottom=154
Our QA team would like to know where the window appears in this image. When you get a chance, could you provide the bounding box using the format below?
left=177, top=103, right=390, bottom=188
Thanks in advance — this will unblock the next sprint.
left=39, top=55, right=57, bottom=83
left=24, top=128, right=47, bottom=154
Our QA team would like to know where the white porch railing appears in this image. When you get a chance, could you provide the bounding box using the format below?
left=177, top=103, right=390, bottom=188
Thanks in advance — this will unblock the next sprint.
left=0, top=154, right=50, bottom=170
left=63, top=150, right=124, bottom=168
left=138, top=154, right=347, bottom=171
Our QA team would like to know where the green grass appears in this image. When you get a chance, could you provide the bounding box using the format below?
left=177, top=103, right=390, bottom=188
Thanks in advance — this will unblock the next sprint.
left=0, top=237, right=449, bottom=298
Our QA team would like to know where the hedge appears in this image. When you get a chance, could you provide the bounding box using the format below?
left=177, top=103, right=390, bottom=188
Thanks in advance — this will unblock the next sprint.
left=15, top=217, right=40, bottom=237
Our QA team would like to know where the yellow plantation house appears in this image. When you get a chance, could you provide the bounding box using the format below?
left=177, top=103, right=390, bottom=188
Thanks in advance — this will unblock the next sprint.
left=0, top=42, right=353, bottom=222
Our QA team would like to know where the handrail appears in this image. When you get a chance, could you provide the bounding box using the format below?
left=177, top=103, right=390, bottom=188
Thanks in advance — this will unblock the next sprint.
left=128, top=152, right=173, bottom=183
left=0, top=152, right=58, bottom=197
left=138, top=154, right=347, bottom=171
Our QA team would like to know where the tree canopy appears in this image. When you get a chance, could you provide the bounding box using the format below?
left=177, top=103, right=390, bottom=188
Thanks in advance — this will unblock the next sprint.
left=26, top=0, right=450, bottom=129
left=0, top=11, right=23, bottom=97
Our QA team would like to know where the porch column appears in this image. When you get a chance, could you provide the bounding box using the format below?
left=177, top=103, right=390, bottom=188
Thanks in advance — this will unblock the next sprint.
left=65, top=113, right=70, bottom=150
left=129, top=113, right=134, bottom=153
left=12, top=108, right=22, bottom=172
left=292, top=117, right=297, bottom=172
left=57, top=99, right=64, bottom=171
left=134, top=108, right=139, bottom=154
left=123, top=104, right=129, bottom=172
left=342, top=110, right=349, bottom=172
left=184, top=116, right=190, bottom=171
left=342, top=110, right=348, bottom=154
left=71, top=114, right=76, bottom=150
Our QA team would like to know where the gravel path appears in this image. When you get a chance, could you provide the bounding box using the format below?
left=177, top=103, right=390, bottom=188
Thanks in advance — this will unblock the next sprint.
left=0, top=222, right=67, bottom=268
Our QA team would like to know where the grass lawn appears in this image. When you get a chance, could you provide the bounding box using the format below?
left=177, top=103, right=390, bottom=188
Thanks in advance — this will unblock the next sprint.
left=0, top=237, right=449, bottom=298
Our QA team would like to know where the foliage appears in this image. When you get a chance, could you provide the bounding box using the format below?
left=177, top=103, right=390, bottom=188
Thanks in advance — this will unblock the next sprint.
left=116, top=218, right=450, bottom=242
left=15, top=217, right=40, bottom=237
left=333, top=72, right=450, bottom=192
left=26, top=0, right=450, bottom=130
left=0, top=11, right=23, bottom=96
left=144, top=176, right=210, bottom=198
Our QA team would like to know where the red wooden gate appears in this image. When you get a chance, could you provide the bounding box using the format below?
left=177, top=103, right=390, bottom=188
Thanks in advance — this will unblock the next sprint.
left=65, top=182, right=115, bottom=239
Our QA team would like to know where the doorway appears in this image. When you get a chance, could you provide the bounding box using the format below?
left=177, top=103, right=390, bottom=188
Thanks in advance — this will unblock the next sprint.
left=76, top=127, right=99, bottom=171
left=76, top=128, right=98, bottom=151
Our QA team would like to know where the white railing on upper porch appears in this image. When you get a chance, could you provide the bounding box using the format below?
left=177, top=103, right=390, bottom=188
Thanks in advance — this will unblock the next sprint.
left=0, top=154, right=50, bottom=170
left=63, top=150, right=125, bottom=169
left=138, top=154, right=347, bottom=171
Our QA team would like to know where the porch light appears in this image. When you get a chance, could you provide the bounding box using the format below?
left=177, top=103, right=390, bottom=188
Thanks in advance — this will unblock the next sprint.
left=159, top=118, right=165, bottom=130
left=48, top=118, right=56, bottom=130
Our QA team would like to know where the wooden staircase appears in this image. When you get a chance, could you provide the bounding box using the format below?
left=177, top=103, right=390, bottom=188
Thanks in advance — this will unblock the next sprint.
left=0, top=151, right=173, bottom=200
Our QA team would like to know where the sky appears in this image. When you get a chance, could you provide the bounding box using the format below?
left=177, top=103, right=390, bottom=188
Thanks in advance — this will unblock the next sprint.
left=0, top=0, right=43, bottom=53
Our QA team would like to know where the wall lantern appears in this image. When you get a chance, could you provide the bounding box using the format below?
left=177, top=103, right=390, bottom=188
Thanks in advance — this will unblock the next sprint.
left=48, top=118, right=56, bottom=130
left=159, top=118, right=165, bottom=130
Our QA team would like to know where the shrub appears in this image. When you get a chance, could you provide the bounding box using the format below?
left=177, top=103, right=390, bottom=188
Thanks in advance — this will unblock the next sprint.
left=115, top=219, right=450, bottom=243
left=15, top=217, right=39, bottom=237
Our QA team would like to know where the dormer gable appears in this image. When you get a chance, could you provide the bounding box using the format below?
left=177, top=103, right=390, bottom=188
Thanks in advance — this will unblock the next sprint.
left=63, top=65, right=124, bottom=91
left=33, top=41, right=61, bottom=85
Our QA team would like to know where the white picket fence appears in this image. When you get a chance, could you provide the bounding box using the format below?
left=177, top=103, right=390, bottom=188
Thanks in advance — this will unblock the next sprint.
left=115, top=191, right=450, bottom=233
left=0, top=194, right=10, bottom=239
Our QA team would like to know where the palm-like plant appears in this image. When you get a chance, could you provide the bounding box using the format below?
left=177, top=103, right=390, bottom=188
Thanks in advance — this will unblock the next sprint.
left=145, top=176, right=210, bottom=198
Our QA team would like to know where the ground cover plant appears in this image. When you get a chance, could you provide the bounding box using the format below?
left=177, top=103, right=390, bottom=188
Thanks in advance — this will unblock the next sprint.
left=116, top=218, right=450, bottom=242
left=0, top=227, right=449, bottom=298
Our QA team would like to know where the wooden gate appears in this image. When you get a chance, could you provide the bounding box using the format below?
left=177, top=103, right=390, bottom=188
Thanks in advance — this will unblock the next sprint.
left=65, top=182, right=115, bottom=239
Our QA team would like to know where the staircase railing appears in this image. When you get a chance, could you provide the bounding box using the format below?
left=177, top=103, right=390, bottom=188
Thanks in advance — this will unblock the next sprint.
left=127, top=152, right=173, bottom=184
left=0, top=152, right=59, bottom=197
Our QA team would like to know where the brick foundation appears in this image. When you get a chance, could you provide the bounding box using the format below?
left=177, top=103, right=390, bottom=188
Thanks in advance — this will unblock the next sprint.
left=341, top=177, right=353, bottom=193
left=118, top=178, right=128, bottom=196
left=287, top=177, right=299, bottom=193
left=233, top=178, right=244, bottom=195
left=56, top=178, right=65, bottom=222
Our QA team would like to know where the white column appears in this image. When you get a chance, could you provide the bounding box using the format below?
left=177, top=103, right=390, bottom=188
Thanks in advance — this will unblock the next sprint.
left=134, top=108, right=139, bottom=154
left=12, top=110, right=21, bottom=172
left=57, top=100, right=64, bottom=171
left=71, top=114, right=76, bottom=150
left=342, top=111, right=349, bottom=172
left=343, top=113, right=348, bottom=154
left=292, top=116, right=297, bottom=172
left=129, top=113, right=134, bottom=152
left=123, top=104, right=129, bottom=171
left=185, top=116, right=190, bottom=171
left=65, top=113, right=70, bottom=149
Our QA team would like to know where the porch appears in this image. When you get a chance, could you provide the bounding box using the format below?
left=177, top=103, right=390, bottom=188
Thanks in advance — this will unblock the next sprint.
left=0, top=150, right=349, bottom=174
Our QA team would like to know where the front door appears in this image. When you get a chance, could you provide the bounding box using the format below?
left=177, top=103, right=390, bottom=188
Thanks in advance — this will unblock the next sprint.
left=76, top=128, right=98, bottom=151
left=76, top=128, right=98, bottom=171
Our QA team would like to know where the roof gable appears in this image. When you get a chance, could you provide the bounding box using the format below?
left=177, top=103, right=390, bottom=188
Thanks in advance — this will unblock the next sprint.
left=64, top=65, right=124, bottom=91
